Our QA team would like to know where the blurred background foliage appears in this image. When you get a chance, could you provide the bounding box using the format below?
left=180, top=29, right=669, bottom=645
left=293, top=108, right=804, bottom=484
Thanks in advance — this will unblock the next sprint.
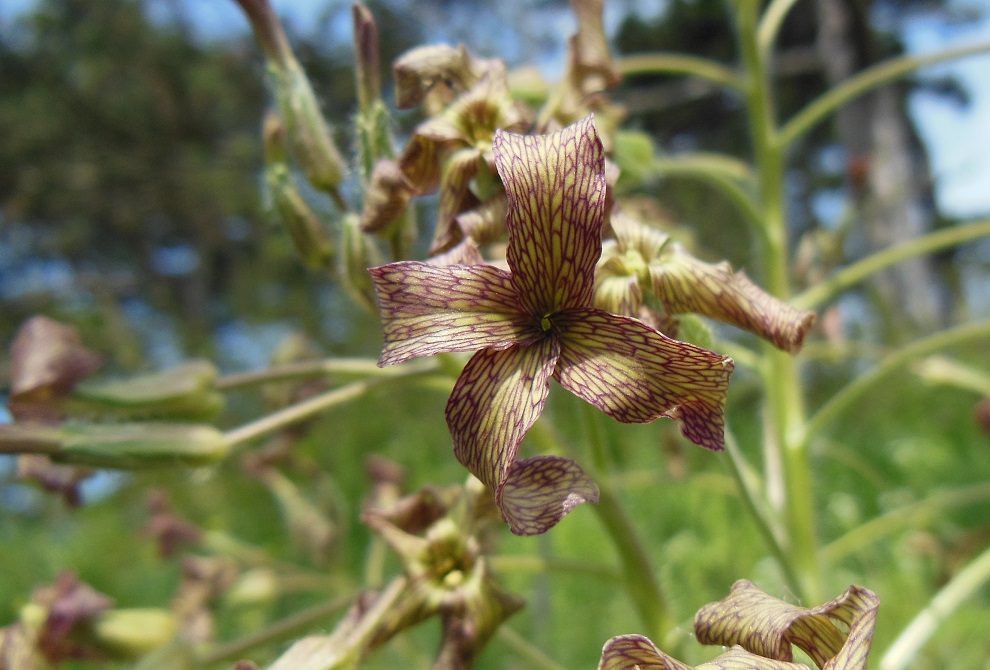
left=1, top=0, right=989, bottom=668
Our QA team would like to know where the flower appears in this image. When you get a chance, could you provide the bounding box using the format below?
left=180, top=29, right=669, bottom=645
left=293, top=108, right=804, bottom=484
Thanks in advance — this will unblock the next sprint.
left=596, top=212, right=817, bottom=353
left=369, top=115, right=733, bottom=535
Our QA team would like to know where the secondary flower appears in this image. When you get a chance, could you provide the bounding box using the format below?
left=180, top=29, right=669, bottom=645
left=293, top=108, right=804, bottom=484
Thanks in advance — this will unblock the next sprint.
left=369, top=115, right=733, bottom=535
left=596, top=212, right=816, bottom=353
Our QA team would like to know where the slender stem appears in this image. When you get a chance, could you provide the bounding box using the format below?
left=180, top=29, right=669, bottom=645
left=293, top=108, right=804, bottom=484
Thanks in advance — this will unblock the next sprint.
left=801, top=319, right=990, bottom=449
left=757, top=0, right=802, bottom=54
left=617, top=53, right=742, bottom=90
left=793, top=219, right=990, bottom=310
left=222, top=362, right=445, bottom=449
left=823, top=481, right=990, bottom=565
left=879, top=542, right=990, bottom=670
left=577, top=403, right=672, bottom=641
left=780, top=40, right=990, bottom=148
left=722, top=427, right=801, bottom=594
left=496, top=626, right=568, bottom=670
left=735, top=0, right=821, bottom=604
left=215, top=358, right=438, bottom=391
left=198, top=593, right=354, bottom=665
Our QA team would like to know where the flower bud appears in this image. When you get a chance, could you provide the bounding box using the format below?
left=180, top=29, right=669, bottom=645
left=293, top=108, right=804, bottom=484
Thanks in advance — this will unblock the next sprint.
left=265, top=161, right=336, bottom=271
left=352, top=3, right=382, bottom=114
left=70, top=360, right=224, bottom=421
left=340, top=213, right=384, bottom=312
left=0, top=423, right=229, bottom=469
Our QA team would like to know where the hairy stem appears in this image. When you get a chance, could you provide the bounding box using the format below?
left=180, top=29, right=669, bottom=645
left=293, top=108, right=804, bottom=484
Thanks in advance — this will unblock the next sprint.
left=735, top=0, right=821, bottom=603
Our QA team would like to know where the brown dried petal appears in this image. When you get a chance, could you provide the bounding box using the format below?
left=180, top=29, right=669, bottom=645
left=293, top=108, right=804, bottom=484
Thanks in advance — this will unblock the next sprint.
left=16, top=455, right=93, bottom=508
left=360, top=159, right=416, bottom=234
left=10, top=316, right=103, bottom=406
left=393, top=44, right=480, bottom=110
left=568, top=0, right=621, bottom=94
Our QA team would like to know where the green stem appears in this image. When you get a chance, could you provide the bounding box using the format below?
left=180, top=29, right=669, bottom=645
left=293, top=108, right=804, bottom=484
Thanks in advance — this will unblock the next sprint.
left=793, top=219, right=990, bottom=310
left=197, top=593, right=354, bottom=666
left=735, top=0, right=821, bottom=603
left=823, top=481, right=990, bottom=565
left=756, top=0, right=802, bottom=54
left=780, top=40, right=990, bottom=148
left=223, top=369, right=444, bottom=449
left=879, top=542, right=990, bottom=670
left=576, top=403, right=673, bottom=641
left=617, top=53, right=742, bottom=91
left=722, top=427, right=801, bottom=594
left=215, top=358, right=438, bottom=391
left=801, top=319, right=990, bottom=448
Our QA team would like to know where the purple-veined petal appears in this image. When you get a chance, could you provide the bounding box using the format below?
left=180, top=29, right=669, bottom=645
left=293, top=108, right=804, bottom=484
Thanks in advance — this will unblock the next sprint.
left=370, top=262, right=537, bottom=366
left=493, top=114, right=606, bottom=316
left=554, top=308, right=733, bottom=451
left=446, top=340, right=559, bottom=517
left=694, top=580, right=880, bottom=670
left=598, top=635, right=810, bottom=670
left=651, top=246, right=816, bottom=354
left=430, top=147, right=482, bottom=254
left=499, top=455, right=599, bottom=535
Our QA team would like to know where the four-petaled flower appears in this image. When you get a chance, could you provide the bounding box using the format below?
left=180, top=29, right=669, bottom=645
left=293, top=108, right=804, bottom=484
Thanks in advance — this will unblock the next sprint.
left=369, top=115, right=733, bottom=536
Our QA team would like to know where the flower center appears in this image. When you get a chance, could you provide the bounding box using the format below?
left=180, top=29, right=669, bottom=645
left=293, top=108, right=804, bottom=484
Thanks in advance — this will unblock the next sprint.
left=540, top=314, right=553, bottom=333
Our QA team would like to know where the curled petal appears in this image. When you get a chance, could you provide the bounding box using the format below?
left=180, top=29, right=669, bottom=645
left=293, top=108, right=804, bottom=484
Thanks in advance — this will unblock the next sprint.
left=569, top=0, right=621, bottom=94
left=499, top=455, right=599, bottom=535
left=695, top=580, right=880, bottom=670
left=651, top=247, right=816, bottom=354
left=456, top=195, right=508, bottom=247
left=599, top=635, right=809, bottom=670
left=393, top=43, right=492, bottom=110
left=446, top=341, right=559, bottom=525
left=611, top=211, right=669, bottom=261
left=397, top=133, right=441, bottom=194
left=369, top=262, right=537, bottom=366
left=594, top=252, right=643, bottom=317
left=554, top=309, right=733, bottom=451
left=431, top=148, right=482, bottom=254
left=494, top=114, right=606, bottom=316
left=360, top=160, right=415, bottom=234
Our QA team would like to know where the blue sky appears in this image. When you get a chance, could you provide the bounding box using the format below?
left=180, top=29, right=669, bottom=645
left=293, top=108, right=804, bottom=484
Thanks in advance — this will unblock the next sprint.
left=3, top=0, right=990, bottom=217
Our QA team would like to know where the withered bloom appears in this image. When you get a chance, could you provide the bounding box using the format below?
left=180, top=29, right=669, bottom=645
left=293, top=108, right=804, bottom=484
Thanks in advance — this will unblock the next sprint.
left=369, top=116, right=732, bottom=535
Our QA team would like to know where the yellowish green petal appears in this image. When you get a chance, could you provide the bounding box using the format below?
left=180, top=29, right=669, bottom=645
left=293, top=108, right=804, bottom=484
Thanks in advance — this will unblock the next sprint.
left=500, top=455, right=599, bottom=535
left=494, top=114, right=606, bottom=315
left=554, top=309, right=733, bottom=451
left=694, top=580, right=880, bottom=670
left=370, top=262, right=537, bottom=366
left=446, top=340, right=560, bottom=527
left=651, top=246, right=816, bottom=354
left=599, top=635, right=809, bottom=670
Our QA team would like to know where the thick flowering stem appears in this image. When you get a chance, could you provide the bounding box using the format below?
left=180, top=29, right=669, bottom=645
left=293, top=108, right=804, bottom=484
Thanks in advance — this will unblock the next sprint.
left=734, top=0, right=820, bottom=603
